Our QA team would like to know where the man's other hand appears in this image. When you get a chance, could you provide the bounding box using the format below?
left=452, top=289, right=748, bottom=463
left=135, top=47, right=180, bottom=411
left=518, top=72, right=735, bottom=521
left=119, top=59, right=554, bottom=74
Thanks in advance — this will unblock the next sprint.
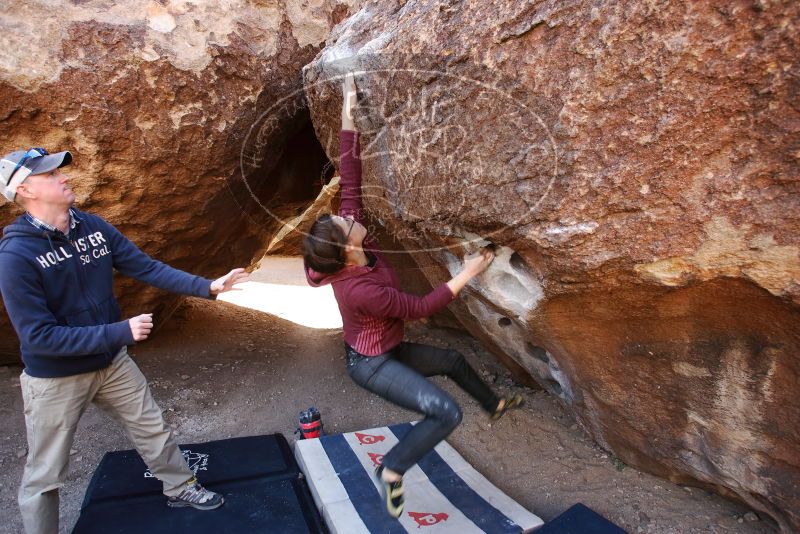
left=129, top=313, right=153, bottom=342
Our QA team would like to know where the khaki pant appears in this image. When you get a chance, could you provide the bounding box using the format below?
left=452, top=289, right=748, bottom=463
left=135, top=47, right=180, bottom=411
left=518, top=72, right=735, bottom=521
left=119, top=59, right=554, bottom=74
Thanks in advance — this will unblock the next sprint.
left=18, top=348, right=193, bottom=534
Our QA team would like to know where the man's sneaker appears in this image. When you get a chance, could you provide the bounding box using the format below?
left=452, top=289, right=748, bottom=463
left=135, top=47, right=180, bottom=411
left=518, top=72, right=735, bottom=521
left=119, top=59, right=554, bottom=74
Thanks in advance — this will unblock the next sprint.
left=490, top=393, right=524, bottom=421
left=167, top=478, right=224, bottom=510
left=375, top=465, right=404, bottom=518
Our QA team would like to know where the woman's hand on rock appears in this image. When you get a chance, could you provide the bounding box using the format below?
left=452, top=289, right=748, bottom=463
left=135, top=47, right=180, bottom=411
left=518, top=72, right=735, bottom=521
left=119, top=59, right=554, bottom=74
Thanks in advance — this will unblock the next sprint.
left=463, top=248, right=495, bottom=277
left=446, top=248, right=495, bottom=296
left=342, top=72, right=358, bottom=122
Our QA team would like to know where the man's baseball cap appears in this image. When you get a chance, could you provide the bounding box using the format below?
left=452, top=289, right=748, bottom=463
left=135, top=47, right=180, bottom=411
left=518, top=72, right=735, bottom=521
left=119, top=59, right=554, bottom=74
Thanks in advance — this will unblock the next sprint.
left=0, top=148, right=72, bottom=201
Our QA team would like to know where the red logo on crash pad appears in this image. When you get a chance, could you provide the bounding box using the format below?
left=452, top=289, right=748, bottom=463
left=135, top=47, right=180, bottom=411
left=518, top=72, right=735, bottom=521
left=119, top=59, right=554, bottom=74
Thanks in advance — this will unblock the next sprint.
left=355, top=432, right=385, bottom=445
left=367, top=452, right=385, bottom=466
left=408, top=512, right=449, bottom=527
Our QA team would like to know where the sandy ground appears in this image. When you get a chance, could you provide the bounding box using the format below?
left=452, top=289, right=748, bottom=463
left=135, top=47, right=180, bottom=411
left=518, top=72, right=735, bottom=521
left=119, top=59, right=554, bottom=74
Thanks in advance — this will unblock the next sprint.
left=0, top=258, right=777, bottom=534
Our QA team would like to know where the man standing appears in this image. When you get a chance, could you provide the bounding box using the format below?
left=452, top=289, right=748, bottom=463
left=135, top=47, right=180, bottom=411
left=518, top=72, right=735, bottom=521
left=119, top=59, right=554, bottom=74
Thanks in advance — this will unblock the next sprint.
left=0, top=147, right=249, bottom=534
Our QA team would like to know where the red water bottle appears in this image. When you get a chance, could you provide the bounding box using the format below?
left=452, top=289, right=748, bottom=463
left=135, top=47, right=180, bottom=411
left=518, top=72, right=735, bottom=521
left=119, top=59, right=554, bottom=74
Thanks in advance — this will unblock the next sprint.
left=298, top=407, right=323, bottom=439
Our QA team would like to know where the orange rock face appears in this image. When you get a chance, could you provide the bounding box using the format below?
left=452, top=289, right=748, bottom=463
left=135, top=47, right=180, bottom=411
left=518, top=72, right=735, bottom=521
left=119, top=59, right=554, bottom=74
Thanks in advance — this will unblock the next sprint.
left=0, top=0, right=361, bottom=358
left=303, top=0, right=800, bottom=530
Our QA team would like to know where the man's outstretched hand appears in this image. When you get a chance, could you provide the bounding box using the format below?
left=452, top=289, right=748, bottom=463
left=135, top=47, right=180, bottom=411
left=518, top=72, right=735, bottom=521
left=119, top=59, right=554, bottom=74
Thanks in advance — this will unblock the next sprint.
left=128, top=268, right=248, bottom=342
left=209, top=268, right=250, bottom=295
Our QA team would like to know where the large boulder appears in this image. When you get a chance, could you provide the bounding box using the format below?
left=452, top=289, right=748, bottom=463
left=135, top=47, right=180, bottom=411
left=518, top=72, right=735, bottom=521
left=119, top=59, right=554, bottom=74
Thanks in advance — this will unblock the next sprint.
left=0, top=0, right=361, bottom=359
left=303, top=0, right=800, bottom=530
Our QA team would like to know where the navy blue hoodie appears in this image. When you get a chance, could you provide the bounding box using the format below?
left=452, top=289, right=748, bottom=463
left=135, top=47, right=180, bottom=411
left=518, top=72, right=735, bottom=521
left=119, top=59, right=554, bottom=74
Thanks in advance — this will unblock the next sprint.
left=0, top=209, right=213, bottom=378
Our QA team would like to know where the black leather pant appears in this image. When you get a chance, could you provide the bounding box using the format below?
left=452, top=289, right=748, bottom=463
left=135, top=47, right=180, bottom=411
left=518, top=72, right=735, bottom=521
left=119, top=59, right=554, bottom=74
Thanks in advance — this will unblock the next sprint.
left=346, top=341, right=499, bottom=475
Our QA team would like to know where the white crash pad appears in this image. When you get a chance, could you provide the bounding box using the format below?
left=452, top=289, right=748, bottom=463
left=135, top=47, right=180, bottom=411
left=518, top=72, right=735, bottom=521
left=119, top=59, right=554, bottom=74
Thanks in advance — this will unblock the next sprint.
left=294, top=422, right=544, bottom=533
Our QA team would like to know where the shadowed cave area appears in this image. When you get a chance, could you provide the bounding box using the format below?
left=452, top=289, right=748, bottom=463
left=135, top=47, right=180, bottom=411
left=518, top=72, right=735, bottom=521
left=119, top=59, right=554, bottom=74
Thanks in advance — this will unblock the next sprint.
left=255, top=116, right=334, bottom=210
left=236, top=108, right=335, bottom=228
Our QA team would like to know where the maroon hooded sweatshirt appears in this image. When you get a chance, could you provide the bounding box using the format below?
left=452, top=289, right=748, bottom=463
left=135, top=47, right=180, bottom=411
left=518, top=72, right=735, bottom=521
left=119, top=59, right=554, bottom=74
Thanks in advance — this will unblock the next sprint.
left=304, top=130, right=455, bottom=356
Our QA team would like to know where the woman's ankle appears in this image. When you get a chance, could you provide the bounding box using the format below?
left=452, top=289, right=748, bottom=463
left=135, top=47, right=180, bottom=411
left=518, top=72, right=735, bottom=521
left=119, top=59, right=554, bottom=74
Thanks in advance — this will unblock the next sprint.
left=487, top=397, right=505, bottom=415
left=380, top=467, right=402, bottom=483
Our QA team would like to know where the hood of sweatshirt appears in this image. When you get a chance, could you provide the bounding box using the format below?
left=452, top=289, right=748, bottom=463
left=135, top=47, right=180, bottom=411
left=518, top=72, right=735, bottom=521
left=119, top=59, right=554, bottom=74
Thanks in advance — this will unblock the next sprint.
left=3, top=216, right=64, bottom=240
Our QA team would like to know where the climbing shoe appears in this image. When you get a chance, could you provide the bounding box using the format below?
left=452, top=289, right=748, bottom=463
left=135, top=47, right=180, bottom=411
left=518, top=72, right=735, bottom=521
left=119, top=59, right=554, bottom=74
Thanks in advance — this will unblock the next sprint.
left=167, top=477, right=224, bottom=510
left=490, top=393, right=524, bottom=421
left=375, top=465, right=405, bottom=518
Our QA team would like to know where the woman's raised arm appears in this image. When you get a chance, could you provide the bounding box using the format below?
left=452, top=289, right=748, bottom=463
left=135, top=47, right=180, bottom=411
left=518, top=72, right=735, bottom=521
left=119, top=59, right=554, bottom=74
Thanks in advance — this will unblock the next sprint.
left=342, top=72, right=357, bottom=131
left=339, top=73, right=363, bottom=220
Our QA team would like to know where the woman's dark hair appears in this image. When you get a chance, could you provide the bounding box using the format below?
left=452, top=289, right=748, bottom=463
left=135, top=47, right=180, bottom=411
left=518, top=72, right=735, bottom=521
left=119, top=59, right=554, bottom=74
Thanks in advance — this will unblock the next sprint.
left=303, top=214, right=348, bottom=274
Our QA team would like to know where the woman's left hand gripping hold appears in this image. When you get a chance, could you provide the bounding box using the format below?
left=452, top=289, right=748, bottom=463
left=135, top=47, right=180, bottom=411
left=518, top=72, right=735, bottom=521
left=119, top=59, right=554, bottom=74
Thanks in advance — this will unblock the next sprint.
left=342, top=72, right=358, bottom=130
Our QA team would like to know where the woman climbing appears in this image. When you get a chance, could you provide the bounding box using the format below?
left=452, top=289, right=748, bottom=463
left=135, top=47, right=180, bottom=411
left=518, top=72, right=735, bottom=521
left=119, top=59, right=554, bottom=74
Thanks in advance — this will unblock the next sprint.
left=303, top=73, right=523, bottom=518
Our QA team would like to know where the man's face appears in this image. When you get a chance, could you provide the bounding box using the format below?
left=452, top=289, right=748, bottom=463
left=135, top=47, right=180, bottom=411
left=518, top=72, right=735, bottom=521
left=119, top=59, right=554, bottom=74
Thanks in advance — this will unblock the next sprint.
left=22, top=168, right=75, bottom=207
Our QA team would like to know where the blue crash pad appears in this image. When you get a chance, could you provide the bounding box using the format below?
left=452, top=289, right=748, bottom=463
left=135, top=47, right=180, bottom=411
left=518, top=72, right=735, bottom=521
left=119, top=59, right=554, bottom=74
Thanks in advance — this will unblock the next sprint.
left=72, top=434, right=324, bottom=534
left=536, top=503, right=627, bottom=534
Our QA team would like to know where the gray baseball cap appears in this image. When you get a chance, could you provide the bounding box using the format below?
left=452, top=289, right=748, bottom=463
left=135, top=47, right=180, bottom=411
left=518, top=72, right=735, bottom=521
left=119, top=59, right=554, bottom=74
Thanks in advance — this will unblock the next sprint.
left=0, top=148, right=72, bottom=201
